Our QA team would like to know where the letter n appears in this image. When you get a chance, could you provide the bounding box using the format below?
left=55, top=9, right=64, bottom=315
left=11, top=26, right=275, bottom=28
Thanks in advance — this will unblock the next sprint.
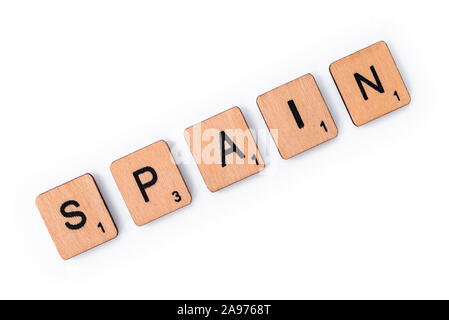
left=354, top=65, right=385, bottom=101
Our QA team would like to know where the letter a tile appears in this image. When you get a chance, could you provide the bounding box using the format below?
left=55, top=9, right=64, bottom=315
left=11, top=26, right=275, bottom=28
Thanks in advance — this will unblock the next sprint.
left=35, top=174, right=118, bottom=260
left=257, top=73, right=338, bottom=159
left=330, top=41, right=411, bottom=126
left=184, top=107, right=264, bottom=192
left=111, top=140, right=191, bottom=226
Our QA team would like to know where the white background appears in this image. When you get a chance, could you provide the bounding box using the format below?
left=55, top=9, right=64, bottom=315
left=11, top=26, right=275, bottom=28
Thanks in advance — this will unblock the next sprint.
left=0, top=0, right=448, bottom=299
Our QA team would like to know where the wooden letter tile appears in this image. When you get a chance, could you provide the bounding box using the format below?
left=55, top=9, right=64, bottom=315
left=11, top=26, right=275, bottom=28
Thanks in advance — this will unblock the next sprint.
left=35, top=174, right=118, bottom=260
left=257, top=73, right=338, bottom=159
left=184, top=107, right=264, bottom=192
left=330, top=41, right=410, bottom=126
left=110, top=140, right=191, bottom=226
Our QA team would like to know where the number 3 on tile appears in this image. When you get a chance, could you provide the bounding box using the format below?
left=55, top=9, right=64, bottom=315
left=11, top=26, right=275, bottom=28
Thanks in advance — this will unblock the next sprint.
left=172, top=191, right=182, bottom=202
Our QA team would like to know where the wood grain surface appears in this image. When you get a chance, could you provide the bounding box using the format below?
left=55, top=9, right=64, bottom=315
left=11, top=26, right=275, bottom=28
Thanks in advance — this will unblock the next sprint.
left=110, top=140, right=191, bottom=226
left=330, top=41, right=410, bottom=126
left=35, top=174, right=118, bottom=260
left=184, top=107, right=264, bottom=192
left=257, top=73, right=338, bottom=159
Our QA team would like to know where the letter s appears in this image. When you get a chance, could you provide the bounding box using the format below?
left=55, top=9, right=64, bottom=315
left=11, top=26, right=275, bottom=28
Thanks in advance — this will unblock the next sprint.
left=60, top=200, right=87, bottom=230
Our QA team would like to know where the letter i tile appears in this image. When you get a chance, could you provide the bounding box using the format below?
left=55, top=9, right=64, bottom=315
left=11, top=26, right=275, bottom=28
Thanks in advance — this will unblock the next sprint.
left=257, top=73, right=338, bottom=159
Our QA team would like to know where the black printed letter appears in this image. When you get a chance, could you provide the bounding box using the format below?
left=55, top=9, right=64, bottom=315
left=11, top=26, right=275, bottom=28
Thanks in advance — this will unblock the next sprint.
left=133, top=167, right=158, bottom=202
left=60, top=200, right=87, bottom=230
left=354, top=65, right=384, bottom=101
left=288, top=100, right=305, bottom=129
left=220, top=131, right=245, bottom=167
